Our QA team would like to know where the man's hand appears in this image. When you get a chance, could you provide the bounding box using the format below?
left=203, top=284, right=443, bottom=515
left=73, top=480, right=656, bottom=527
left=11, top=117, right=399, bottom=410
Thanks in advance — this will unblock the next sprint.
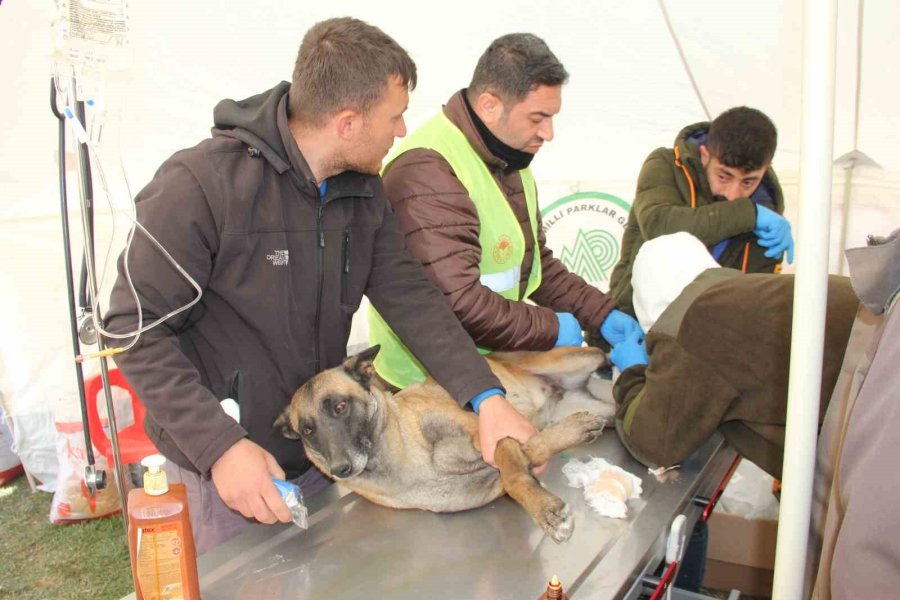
left=555, top=312, right=584, bottom=347
left=610, top=329, right=650, bottom=372
left=754, top=205, right=794, bottom=263
left=477, top=394, right=541, bottom=470
left=210, top=438, right=292, bottom=524
left=599, top=309, right=643, bottom=346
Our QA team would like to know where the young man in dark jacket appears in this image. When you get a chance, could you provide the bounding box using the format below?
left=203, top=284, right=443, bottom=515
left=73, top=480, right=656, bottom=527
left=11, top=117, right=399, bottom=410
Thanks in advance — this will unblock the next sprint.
left=369, top=33, right=641, bottom=392
left=104, top=18, right=532, bottom=553
left=609, top=107, right=796, bottom=316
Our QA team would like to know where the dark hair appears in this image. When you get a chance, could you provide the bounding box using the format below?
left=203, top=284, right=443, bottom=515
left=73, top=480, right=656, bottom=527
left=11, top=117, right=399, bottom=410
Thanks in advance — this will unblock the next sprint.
left=289, top=17, right=416, bottom=126
left=467, top=33, right=568, bottom=104
left=707, top=107, right=778, bottom=171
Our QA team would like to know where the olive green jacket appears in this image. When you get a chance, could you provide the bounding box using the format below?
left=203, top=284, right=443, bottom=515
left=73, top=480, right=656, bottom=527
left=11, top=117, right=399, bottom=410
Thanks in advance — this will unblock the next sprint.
left=609, top=122, right=786, bottom=316
left=613, top=270, right=857, bottom=479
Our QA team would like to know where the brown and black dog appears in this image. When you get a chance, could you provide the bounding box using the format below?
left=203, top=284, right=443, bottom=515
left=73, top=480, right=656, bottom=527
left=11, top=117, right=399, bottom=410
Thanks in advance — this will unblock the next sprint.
left=274, top=345, right=608, bottom=542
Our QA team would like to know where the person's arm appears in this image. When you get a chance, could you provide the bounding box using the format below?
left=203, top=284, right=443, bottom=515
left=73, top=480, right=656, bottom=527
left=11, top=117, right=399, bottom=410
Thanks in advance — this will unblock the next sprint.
left=612, top=332, right=739, bottom=469
left=383, top=150, right=559, bottom=350
left=365, top=178, right=504, bottom=405
left=633, top=150, right=757, bottom=246
left=529, top=212, right=617, bottom=334
left=365, top=182, right=539, bottom=466
left=105, top=159, right=289, bottom=524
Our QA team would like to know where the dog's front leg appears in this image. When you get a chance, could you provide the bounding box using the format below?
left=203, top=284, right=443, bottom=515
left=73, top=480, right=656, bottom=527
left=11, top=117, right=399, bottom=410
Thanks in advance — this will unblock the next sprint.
left=495, top=438, right=574, bottom=542
left=522, top=411, right=607, bottom=466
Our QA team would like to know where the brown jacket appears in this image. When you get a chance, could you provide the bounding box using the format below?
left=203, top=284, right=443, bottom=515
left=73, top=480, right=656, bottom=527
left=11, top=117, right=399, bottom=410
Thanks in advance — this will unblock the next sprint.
left=614, top=270, right=857, bottom=479
left=105, top=83, right=501, bottom=478
left=381, top=91, right=616, bottom=350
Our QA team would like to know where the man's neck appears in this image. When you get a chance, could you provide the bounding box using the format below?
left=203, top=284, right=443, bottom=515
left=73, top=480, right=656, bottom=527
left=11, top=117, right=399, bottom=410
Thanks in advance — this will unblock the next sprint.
left=289, top=120, right=339, bottom=184
left=462, top=90, right=534, bottom=171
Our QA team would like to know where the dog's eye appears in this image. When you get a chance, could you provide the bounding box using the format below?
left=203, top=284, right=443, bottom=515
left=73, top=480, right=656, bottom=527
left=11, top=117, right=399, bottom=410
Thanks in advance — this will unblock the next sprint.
left=334, top=400, right=347, bottom=415
left=301, top=426, right=314, bottom=436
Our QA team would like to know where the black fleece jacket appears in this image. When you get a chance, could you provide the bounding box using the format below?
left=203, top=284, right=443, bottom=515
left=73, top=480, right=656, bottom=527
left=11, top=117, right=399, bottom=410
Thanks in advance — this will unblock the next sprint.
left=106, top=82, right=501, bottom=477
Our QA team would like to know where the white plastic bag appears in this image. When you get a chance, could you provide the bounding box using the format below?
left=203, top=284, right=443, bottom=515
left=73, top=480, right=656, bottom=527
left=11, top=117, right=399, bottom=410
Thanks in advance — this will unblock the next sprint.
left=8, top=411, right=59, bottom=492
left=49, top=418, right=125, bottom=524
left=716, top=459, right=780, bottom=521
left=0, top=408, right=24, bottom=485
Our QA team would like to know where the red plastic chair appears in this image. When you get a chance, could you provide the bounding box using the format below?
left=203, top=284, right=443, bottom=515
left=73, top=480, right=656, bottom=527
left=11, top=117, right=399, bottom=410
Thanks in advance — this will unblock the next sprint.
left=85, top=368, right=157, bottom=465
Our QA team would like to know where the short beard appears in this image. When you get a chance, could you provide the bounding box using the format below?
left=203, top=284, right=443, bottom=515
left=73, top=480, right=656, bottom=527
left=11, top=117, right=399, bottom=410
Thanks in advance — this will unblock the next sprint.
left=324, top=155, right=380, bottom=177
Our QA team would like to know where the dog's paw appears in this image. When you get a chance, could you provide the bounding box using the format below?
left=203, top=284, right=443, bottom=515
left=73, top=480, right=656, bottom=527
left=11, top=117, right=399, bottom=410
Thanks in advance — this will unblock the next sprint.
left=569, top=411, right=608, bottom=444
left=537, top=496, right=574, bottom=543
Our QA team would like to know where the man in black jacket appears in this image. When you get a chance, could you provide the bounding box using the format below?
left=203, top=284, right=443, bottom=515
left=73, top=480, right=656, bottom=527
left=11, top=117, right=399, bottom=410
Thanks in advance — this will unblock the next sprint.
left=105, top=18, right=532, bottom=552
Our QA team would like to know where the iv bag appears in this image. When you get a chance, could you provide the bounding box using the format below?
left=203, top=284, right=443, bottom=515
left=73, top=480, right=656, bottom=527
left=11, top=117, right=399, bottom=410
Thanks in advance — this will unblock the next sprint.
left=53, top=0, right=130, bottom=74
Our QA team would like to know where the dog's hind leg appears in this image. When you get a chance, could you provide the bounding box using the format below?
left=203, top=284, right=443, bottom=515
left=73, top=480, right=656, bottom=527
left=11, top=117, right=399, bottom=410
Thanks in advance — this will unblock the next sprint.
left=495, top=438, right=574, bottom=542
left=491, top=347, right=608, bottom=390
left=522, top=411, right=607, bottom=466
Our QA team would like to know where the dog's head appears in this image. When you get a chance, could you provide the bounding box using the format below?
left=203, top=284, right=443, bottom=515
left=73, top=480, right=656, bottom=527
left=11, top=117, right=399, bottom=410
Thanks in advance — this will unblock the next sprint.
left=274, top=346, right=382, bottom=480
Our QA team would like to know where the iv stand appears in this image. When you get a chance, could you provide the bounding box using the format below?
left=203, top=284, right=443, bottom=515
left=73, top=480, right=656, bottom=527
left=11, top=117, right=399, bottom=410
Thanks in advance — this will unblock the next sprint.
left=51, top=77, right=130, bottom=524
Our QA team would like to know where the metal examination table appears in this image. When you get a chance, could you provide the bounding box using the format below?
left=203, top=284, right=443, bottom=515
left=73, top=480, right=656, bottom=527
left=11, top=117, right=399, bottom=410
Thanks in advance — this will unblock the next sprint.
left=125, top=431, right=739, bottom=599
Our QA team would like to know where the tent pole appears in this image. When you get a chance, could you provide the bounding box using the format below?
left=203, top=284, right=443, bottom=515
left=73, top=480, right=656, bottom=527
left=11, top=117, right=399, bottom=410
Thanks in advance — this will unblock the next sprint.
left=837, top=164, right=854, bottom=275
left=772, top=0, right=837, bottom=597
left=837, top=0, right=865, bottom=275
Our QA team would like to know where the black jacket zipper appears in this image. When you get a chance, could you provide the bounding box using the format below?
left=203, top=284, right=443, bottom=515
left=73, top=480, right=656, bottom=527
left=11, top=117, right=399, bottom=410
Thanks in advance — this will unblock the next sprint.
left=314, top=199, right=325, bottom=373
left=343, top=227, right=351, bottom=274
left=341, top=227, right=351, bottom=305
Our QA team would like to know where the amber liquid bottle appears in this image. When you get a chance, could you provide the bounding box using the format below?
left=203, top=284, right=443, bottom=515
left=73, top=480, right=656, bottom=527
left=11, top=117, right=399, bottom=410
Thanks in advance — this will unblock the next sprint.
left=538, top=575, right=570, bottom=600
left=127, top=454, right=201, bottom=600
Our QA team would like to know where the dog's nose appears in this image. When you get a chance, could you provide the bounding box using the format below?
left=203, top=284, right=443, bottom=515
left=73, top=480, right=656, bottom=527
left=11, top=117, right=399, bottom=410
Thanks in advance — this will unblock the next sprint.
left=331, top=462, right=353, bottom=478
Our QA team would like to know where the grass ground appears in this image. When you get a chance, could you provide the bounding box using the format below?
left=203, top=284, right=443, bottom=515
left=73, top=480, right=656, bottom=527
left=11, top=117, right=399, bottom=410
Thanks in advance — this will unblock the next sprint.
left=0, top=477, right=132, bottom=600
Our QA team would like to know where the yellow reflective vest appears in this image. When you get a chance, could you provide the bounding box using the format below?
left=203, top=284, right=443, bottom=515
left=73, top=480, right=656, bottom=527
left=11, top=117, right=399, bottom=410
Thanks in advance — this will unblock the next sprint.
left=369, top=112, right=542, bottom=388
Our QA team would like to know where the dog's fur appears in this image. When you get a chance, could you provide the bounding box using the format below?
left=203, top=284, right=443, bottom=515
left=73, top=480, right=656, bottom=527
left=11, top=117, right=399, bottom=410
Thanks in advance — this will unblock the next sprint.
left=274, top=345, right=608, bottom=542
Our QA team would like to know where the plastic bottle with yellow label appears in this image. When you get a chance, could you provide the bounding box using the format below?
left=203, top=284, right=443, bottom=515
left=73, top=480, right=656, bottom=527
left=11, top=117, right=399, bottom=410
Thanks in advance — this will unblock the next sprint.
left=127, top=454, right=200, bottom=600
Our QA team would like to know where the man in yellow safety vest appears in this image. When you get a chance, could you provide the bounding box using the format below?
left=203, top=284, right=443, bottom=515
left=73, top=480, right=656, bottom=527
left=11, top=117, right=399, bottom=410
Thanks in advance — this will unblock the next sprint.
left=369, top=34, right=641, bottom=446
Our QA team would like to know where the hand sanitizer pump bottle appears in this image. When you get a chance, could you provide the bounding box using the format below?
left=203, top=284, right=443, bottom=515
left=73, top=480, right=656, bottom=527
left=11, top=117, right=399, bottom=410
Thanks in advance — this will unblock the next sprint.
left=127, top=454, right=201, bottom=599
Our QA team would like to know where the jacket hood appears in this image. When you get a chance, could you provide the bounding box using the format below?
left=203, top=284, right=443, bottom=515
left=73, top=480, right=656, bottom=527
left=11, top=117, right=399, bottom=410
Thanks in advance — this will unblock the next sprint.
left=846, top=228, right=900, bottom=315
left=212, top=81, right=293, bottom=174
left=632, top=232, right=721, bottom=331
left=674, top=121, right=711, bottom=150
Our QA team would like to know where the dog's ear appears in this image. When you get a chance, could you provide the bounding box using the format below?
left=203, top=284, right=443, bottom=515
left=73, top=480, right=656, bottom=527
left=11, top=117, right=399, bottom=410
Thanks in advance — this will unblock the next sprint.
left=342, top=345, right=381, bottom=389
left=273, top=408, right=302, bottom=441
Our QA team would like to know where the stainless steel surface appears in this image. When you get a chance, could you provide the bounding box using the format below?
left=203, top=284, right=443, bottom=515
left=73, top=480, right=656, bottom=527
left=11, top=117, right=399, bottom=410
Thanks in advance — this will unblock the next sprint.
left=151, top=432, right=737, bottom=600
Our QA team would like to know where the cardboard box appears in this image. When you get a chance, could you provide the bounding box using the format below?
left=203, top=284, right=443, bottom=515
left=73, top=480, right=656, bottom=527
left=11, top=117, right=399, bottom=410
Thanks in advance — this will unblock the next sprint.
left=703, top=511, right=778, bottom=597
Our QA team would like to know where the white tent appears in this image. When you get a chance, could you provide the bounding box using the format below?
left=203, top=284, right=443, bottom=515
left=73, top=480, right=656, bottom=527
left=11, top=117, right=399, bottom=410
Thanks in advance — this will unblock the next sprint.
left=1, top=0, right=897, bottom=545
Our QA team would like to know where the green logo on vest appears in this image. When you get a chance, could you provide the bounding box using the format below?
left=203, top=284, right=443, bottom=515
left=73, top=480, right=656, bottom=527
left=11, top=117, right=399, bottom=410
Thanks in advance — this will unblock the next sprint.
left=541, top=192, right=631, bottom=291
left=493, top=234, right=514, bottom=264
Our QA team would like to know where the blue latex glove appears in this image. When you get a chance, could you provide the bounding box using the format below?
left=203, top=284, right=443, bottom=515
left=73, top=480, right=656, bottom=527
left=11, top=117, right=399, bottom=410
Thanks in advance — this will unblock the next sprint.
left=599, top=309, right=643, bottom=346
left=609, top=330, right=649, bottom=372
left=754, top=205, right=794, bottom=263
left=555, top=312, right=584, bottom=347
